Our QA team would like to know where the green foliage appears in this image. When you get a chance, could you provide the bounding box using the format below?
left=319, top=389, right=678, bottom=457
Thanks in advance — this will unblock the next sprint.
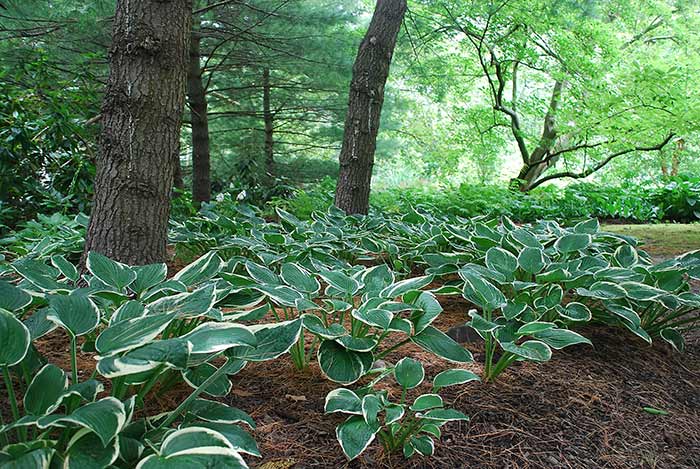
left=325, top=358, right=475, bottom=460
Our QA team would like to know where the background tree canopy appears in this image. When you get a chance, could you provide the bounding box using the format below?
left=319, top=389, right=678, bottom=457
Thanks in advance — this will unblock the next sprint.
left=0, top=0, right=699, bottom=227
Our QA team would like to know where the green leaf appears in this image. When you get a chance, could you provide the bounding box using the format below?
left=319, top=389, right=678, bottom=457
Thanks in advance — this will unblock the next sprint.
left=411, top=325, right=473, bottom=363
left=352, top=307, right=393, bottom=331
left=409, top=434, right=435, bottom=456
left=576, top=281, right=627, bottom=300
left=13, top=259, right=68, bottom=292
left=280, top=263, right=320, bottom=294
left=64, top=429, right=119, bottom=469
left=325, top=388, right=362, bottom=414
left=173, top=252, right=223, bottom=287
left=51, top=255, right=79, bottom=283
left=47, top=294, right=100, bottom=337
left=38, top=397, right=126, bottom=446
left=336, top=336, right=377, bottom=352
left=517, top=247, right=547, bottom=274
left=556, top=302, right=591, bottom=322
left=416, top=408, right=469, bottom=423
left=193, top=422, right=260, bottom=457
left=361, top=394, right=383, bottom=426
left=432, top=368, right=480, bottom=391
left=409, top=291, right=443, bottom=334
left=554, top=233, right=591, bottom=253
left=485, top=247, right=518, bottom=279
left=516, top=321, right=556, bottom=336
left=302, top=314, right=348, bottom=339
left=461, top=271, right=506, bottom=311
left=0, top=280, right=32, bottom=311
left=145, top=284, right=216, bottom=318
left=23, top=307, right=58, bottom=340
left=660, top=328, right=684, bottom=353
left=410, top=394, right=443, bottom=411
left=532, top=329, right=592, bottom=349
left=96, top=314, right=174, bottom=356
left=573, top=218, right=600, bottom=234
left=110, top=300, right=146, bottom=324
left=360, top=264, right=395, bottom=297
left=86, top=251, right=136, bottom=291
left=394, top=357, right=424, bottom=389
left=96, top=339, right=189, bottom=379
left=229, top=318, right=303, bottom=361
left=614, top=245, right=639, bottom=268
left=501, top=340, right=552, bottom=362
left=380, top=275, right=432, bottom=299
left=253, top=284, right=304, bottom=307
left=245, top=261, right=280, bottom=285
left=318, top=270, right=361, bottom=296
left=336, top=415, right=377, bottom=460
left=180, top=322, right=257, bottom=354
left=24, top=364, right=67, bottom=416
left=131, top=263, right=168, bottom=294
left=642, top=406, right=669, bottom=416
left=183, top=363, right=233, bottom=398
left=317, top=340, right=367, bottom=385
left=189, top=399, right=255, bottom=428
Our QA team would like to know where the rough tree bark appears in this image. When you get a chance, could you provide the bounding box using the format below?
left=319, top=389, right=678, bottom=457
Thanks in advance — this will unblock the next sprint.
left=188, top=15, right=211, bottom=204
left=334, top=0, right=406, bottom=215
left=262, top=67, right=274, bottom=181
left=83, top=0, right=192, bottom=265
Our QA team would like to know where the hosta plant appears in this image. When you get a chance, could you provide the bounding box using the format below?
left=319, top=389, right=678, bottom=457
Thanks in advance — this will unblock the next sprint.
left=325, top=358, right=478, bottom=460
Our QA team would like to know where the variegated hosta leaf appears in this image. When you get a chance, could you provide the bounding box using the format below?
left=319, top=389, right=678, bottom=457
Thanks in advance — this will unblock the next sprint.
left=280, top=262, right=320, bottom=294
left=131, top=263, right=168, bottom=295
left=394, top=357, right=424, bottom=390
left=63, top=428, right=120, bottom=469
left=37, top=397, right=127, bottom=446
left=96, top=314, right=174, bottom=357
left=180, top=322, right=257, bottom=354
left=228, top=318, right=302, bottom=361
left=23, top=364, right=68, bottom=416
left=188, top=399, right=255, bottom=428
left=554, top=233, right=591, bottom=253
left=86, top=251, right=136, bottom=291
left=325, top=388, right=362, bottom=414
left=432, top=369, right=480, bottom=391
left=12, top=259, right=69, bottom=292
left=47, top=294, right=100, bottom=337
left=461, top=271, right=507, bottom=311
left=532, top=329, right=592, bottom=350
left=135, top=427, right=248, bottom=469
left=96, top=339, right=191, bottom=379
left=317, top=340, right=370, bottom=385
left=0, top=280, right=32, bottom=312
left=0, top=308, right=31, bottom=366
left=192, top=422, right=261, bottom=458
left=173, top=252, right=222, bottom=287
left=182, top=363, right=232, bottom=397
left=318, top=269, right=362, bottom=296
left=145, top=284, right=216, bottom=318
left=380, top=275, right=432, bottom=299
left=336, top=415, right=378, bottom=460
left=501, top=340, right=552, bottom=362
left=410, top=325, right=473, bottom=363
left=410, top=394, right=443, bottom=412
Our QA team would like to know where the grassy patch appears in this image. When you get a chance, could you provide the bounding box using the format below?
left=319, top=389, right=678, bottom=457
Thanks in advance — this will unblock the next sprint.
left=603, top=223, right=700, bottom=257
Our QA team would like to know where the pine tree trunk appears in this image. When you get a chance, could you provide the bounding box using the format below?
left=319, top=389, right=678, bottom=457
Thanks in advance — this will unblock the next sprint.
left=188, top=19, right=211, bottom=204
left=262, top=67, right=274, bottom=181
left=83, top=0, right=192, bottom=265
left=334, top=0, right=406, bottom=215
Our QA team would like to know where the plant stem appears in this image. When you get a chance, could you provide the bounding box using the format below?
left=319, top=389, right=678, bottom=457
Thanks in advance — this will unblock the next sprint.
left=70, top=335, right=79, bottom=386
left=154, top=358, right=231, bottom=431
left=3, top=365, right=25, bottom=442
left=376, top=338, right=411, bottom=360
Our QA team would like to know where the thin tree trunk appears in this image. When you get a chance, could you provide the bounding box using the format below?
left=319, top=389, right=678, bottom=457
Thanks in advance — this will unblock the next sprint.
left=188, top=17, right=211, bottom=205
left=262, top=67, right=274, bottom=181
left=513, top=80, right=564, bottom=191
left=173, top=154, right=184, bottom=197
left=83, top=0, right=192, bottom=265
left=334, top=0, right=406, bottom=215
